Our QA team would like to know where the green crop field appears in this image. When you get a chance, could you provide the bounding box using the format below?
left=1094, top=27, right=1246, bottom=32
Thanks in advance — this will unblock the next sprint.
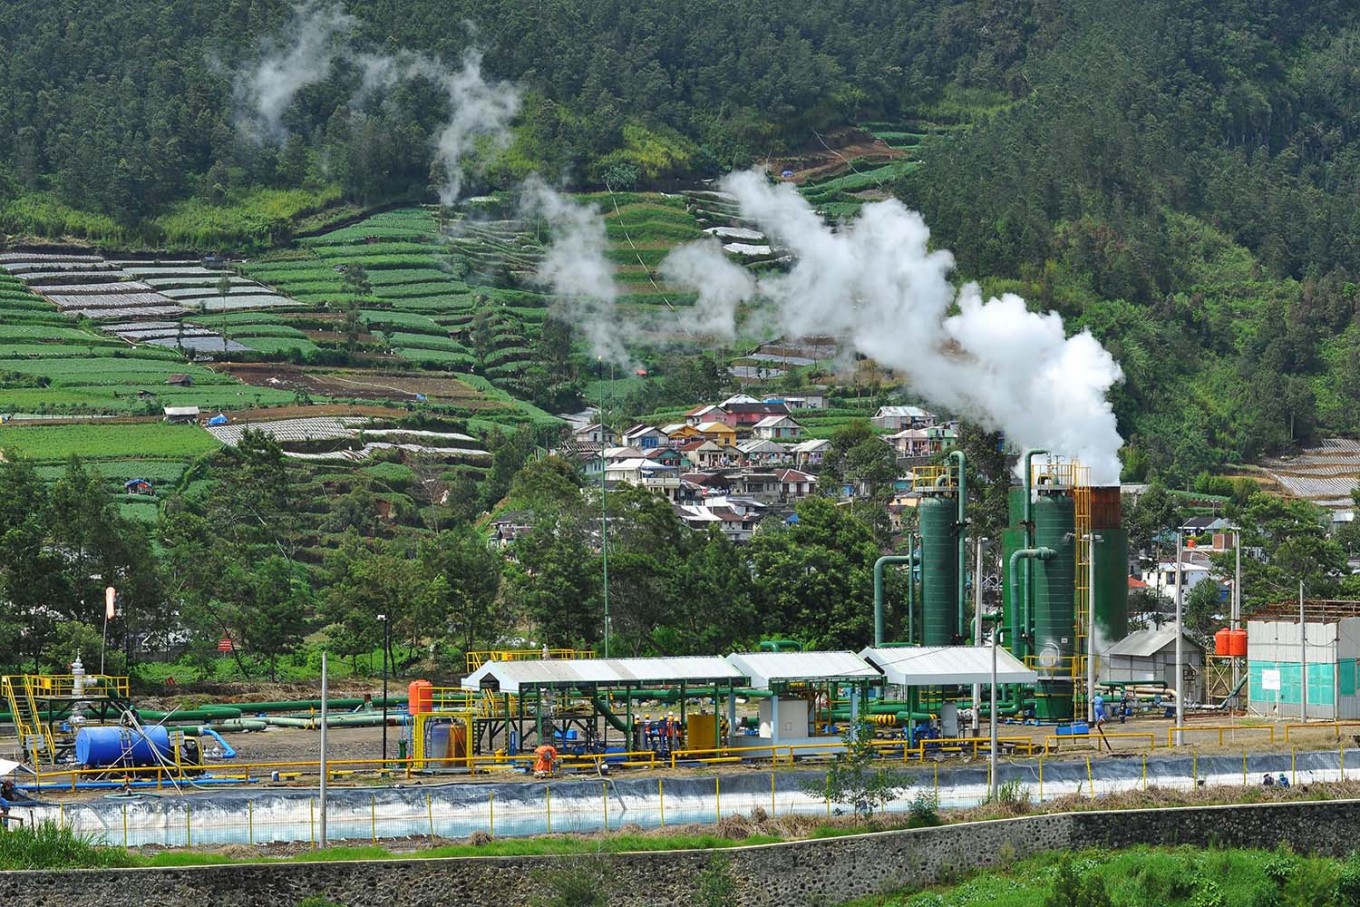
left=0, top=422, right=220, bottom=462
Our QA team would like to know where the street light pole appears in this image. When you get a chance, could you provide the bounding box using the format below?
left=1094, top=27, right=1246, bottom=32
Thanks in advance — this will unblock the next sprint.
left=989, top=609, right=999, bottom=800
left=1300, top=581, right=1308, bottom=722
left=378, top=614, right=389, bottom=763
left=1174, top=532, right=1184, bottom=746
left=972, top=538, right=988, bottom=736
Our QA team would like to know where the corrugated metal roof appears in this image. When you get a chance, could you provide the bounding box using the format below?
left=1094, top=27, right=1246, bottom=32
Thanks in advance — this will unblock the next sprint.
left=462, top=657, right=748, bottom=693
left=858, top=646, right=1039, bottom=685
left=1106, top=623, right=1203, bottom=658
left=724, top=651, right=881, bottom=690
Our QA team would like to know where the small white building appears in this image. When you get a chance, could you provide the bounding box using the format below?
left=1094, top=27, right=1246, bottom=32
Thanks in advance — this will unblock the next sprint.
left=873, top=405, right=936, bottom=431
left=163, top=406, right=200, bottom=424
left=752, top=414, right=803, bottom=440
left=1103, top=621, right=1206, bottom=703
left=1246, top=601, right=1360, bottom=719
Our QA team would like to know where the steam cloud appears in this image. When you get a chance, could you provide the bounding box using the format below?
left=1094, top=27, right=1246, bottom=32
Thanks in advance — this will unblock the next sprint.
left=660, top=170, right=1126, bottom=482
left=235, top=2, right=518, bottom=202
left=521, top=178, right=628, bottom=365
left=237, top=1, right=356, bottom=142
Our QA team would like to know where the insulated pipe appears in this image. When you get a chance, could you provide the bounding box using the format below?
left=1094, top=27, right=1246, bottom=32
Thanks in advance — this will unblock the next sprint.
left=1009, top=546, right=1056, bottom=667
left=949, top=450, right=968, bottom=640
left=1020, top=448, right=1048, bottom=656
left=907, top=534, right=917, bottom=644
left=874, top=555, right=916, bottom=647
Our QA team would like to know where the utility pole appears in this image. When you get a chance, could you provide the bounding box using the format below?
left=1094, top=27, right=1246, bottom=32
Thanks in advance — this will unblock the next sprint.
left=378, top=613, right=389, bottom=764
left=1300, top=581, right=1307, bottom=722
left=972, top=538, right=987, bottom=736
left=989, top=608, right=999, bottom=800
left=599, top=362, right=611, bottom=658
left=1174, top=532, right=1184, bottom=746
left=319, top=650, right=329, bottom=848
left=1233, top=528, right=1242, bottom=698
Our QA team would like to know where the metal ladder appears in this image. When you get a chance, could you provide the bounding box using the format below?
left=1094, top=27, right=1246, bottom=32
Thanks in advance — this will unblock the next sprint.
left=1, top=675, right=53, bottom=765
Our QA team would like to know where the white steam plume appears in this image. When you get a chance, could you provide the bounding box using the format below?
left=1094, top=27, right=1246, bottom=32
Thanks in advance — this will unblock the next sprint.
left=236, top=3, right=518, bottom=202
left=657, top=240, right=753, bottom=339
left=660, top=169, right=1126, bottom=482
left=521, top=178, right=628, bottom=365
left=237, top=1, right=356, bottom=142
left=357, top=49, right=519, bottom=204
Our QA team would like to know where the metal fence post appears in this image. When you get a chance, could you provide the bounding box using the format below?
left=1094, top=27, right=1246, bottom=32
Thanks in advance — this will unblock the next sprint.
left=427, top=793, right=434, bottom=838
left=248, top=800, right=254, bottom=845
left=715, top=776, right=721, bottom=823
left=659, top=779, right=665, bottom=827
left=489, top=791, right=495, bottom=837
left=546, top=786, right=552, bottom=834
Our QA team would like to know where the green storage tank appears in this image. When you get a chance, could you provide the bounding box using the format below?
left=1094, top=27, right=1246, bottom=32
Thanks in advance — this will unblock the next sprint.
left=918, top=495, right=958, bottom=646
left=1033, top=492, right=1076, bottom=720
left=1092, top=529, right=1129, bottom=644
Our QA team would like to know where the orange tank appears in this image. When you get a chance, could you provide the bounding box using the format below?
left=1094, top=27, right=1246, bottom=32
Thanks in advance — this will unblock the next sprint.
left=1227, top=629, right=1248, bottom=658
left=1214, top=628, right=1231, bottom=657
left=408, top=679, right=433, bottom=714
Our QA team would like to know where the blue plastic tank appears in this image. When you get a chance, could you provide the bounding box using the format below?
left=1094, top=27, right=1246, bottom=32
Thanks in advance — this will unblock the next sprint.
left=74, top=726, right=172, bottom=767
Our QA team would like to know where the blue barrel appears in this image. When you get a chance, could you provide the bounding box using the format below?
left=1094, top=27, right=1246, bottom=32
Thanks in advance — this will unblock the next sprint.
left=74, top=725, right=172, bottom=767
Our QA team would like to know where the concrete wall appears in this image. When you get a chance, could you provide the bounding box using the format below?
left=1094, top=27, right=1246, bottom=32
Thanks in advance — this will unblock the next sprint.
left=11, top=800, right=1360, bottom=907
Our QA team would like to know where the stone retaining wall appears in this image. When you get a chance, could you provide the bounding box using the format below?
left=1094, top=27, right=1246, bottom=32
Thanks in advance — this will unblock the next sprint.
left=7, top=800, right=1360, bottom=907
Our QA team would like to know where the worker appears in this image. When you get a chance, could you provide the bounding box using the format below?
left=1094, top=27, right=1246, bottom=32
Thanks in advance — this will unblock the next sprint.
left=532, top=744, right=558, bottom=778
left=1092, top=693, right=1107, bottom=726
left=1278, top=773, right=1290, bottom=788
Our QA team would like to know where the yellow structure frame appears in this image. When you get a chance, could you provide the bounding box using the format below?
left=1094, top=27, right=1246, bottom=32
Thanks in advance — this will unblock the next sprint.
left=2, top=673, right=131, bottom=766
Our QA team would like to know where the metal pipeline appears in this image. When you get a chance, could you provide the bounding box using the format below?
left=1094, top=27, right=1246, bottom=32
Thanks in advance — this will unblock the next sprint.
left=949, top=449, right=968, bottom=640
left=907, top=534, right=917, bottom=643
left=1020, top=448, right=1048, bottom=658
left=1009, top=546, right=1055, bottom=664
left=873, top=554, right=917, bottom=646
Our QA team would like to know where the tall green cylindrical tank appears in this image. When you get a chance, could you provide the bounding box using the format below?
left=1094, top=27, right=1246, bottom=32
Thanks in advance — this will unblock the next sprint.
left=1092, top=530, right=1129, bottom=644
left=918, top=495, right=958, bottom=646
left=1090, top=487, right=1129, bottom=645
left=1033, top=492, right=1076, bottom=720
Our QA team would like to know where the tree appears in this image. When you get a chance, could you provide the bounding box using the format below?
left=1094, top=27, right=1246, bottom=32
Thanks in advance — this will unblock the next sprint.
left=749, top=497, right=879, bottom=647
left=508, top=512, right=602, bottom=647
left=1044, top=857, right=1112, bottom=907
left=417, top=526, right=505, bottom=654
left=806, top=719, right=910, bottom=819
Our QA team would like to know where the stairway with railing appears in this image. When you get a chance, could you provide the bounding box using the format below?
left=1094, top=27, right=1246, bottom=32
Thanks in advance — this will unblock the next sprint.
left=2, top=675, right=54, bottom=765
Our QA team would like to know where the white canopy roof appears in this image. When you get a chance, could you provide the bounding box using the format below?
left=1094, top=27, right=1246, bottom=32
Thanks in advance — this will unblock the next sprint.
left=725, top=651, right=881, bottom=690
left=462, top=657, right=747, bottom=693
left=859, top=646, right=1039, bottom=685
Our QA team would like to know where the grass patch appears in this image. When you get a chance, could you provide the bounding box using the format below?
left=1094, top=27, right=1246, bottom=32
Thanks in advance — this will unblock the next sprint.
left=0, top=423, right=221, bottom=462
left=0, top=822, right=135, bottom=870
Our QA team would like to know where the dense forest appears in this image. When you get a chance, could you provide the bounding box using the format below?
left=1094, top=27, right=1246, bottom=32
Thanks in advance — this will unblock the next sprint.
left=4, top=2, right=1360, bottom=477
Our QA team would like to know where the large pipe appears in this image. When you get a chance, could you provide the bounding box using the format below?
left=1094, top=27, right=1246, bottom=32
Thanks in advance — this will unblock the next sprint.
left=950, top=450, right=968, bottom=640
left=1009, top=546, right=1056, bottom=667
left=874, top=555, right=916, bottom=647
left=907, top=534, right=917, bottom=643
left=1021, top=448, right=1048, bottom=655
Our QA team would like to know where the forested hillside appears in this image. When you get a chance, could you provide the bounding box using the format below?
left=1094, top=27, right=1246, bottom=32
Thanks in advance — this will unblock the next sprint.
left=4, top=0, right=1360, bottom=481
left=0, top=0, right=1047, bottom=233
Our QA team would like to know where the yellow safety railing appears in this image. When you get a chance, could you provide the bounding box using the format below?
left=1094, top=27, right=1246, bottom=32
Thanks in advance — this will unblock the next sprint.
left=1044, top=732, right=1156, bottom=753
left=23, top=674, right=130, bottom=699
left=1166, top=723, right=1276, bottom=747
left=1282, top=721, right=1360, bottom=743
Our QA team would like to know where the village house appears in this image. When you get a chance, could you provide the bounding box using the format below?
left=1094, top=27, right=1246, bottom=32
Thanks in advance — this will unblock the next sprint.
left=752, top=414, right=803, bottom=440
left=661, top=423, right=702, bottom=444
left=737, top=438, right=788, bottom=466
left=723, top=401, right=791, bottom=429
left=684, top=404, right=730, bottom=427
left=886, top=427, right=931, bottom=458
left=872, top=405, right=936, bottom=431
left=789, top=438, right=831, bottom=469
left=690, top=440, right=733, bottom=470
left=694, top=420, right=739, bottom=447
left=573, top=422, right=616, bottom=446
left=776, top=468, right=817, bottom=501
left=622, top=424, right=667, bottom=450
